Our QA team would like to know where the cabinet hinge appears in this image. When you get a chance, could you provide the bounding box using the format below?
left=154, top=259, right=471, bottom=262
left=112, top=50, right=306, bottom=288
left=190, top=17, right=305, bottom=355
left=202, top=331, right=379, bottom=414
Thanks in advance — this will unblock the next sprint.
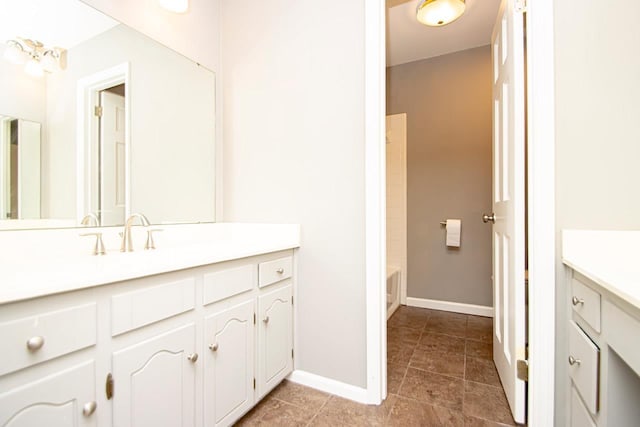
left=516, top=359, right=529, bottom=381
left=291, top=349, right=294, bottom=359
left=253, top=378, right=256, bottom=389
left=106, top=373, right=114, bottom=400
left=94, top=105, right=103, bottom=117
left=515, top=0, right=527, bottom=13
left=253, top=313, right=256, bottom=325
left=291, top=296, right=294, bottom=305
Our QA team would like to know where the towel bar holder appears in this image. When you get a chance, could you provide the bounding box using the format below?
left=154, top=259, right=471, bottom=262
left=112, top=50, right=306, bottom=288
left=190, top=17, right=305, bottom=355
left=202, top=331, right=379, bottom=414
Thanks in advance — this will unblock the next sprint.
left=439, top=221, right=447, bottom=226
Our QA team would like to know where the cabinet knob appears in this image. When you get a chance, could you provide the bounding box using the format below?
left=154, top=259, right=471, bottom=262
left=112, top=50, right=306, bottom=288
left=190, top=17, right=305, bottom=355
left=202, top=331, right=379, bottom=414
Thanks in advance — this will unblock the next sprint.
left=82, top=401, right=97, bottom=417
left=187, top=353, right=198, bottom=363
left=276, top=268, right=284, bottom=274
left=209, top=343, right=219, bottom=352
left=263, top=316, right=270, bottom=324
left=571, top=296, right=584, bottom=306
left=26, top=336, right=45, bottom=352
left=568, top=355, right=581, bottom=366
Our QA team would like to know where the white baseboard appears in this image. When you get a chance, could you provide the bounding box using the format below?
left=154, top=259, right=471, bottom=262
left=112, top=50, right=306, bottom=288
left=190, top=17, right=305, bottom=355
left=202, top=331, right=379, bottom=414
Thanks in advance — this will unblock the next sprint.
left=287, top=370, right=370, bottom=404
left=406, top=297, right=493, bottom=317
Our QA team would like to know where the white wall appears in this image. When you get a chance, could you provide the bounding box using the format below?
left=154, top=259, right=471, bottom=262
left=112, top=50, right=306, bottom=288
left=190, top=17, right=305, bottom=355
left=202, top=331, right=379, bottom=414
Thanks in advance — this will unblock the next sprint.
left=221, top=0, right=368, bottom=388
left=554, top=0, right=640, bottom=423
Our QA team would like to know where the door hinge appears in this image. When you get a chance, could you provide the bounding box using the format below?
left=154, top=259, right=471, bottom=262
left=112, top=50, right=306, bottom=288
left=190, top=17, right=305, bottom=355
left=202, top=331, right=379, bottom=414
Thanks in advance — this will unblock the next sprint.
left=94, top=105, right=103, bottom=117
left=106, top=373, right=114, bottom=400
left=517, top=359, right=529, bottom=381
left=253, top=313, right=256, bottom=325
left=253, top=378, right=256, bottom=389
left=515, top=0, right=527, bottom=13
left=291, top=296, right=294, bottom=305
left=291, top=349, right=294, bottom=359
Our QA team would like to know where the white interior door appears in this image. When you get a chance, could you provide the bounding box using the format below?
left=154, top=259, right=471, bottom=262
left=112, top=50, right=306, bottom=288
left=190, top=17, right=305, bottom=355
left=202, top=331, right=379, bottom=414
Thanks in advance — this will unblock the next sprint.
left=491, top=0, right=526, bottom=423
left=99, top=91, right=126, bottom=226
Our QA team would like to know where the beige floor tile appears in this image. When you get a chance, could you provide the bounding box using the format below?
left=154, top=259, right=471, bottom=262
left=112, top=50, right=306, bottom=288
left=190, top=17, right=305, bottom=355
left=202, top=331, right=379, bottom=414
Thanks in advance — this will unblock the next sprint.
left=465, top=357, right=502, bottom=387
left=418, top=332, right=466, bottom=354
left=308, top=394, right=396, bottom=427
left=465, top=339, right=492, bottom=360
left=387, top=362, right=408, bottom=395
left=388, top=326, right=423, bottom=345
left=268, top=380, right=331, bottom=411
left=388, top=307, right=431, bottom=330
left=464, top=415, right=517, bottom=426
left=409, top=350, right=465, bottom=378
left=398, top=367, right=464, bottom=411
left=463, top=381, right=516, bottom=425
left=426, top=317, right=468, bottom=338
left=387, top=396, right=464, bottom=426
left=388, top=340, right=416, bottom=366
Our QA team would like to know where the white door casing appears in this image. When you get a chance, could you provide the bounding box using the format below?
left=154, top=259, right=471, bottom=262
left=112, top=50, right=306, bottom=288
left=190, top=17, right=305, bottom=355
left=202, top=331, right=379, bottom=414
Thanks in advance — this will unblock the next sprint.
left=491, top=0, right=526, bottom=423
left=99, top=91, right=126, bottom=226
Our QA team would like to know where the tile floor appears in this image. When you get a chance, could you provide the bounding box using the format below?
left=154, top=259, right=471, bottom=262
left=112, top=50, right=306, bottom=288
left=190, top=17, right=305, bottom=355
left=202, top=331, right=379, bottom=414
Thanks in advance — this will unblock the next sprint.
left=236, top=306, right=518, bottom=426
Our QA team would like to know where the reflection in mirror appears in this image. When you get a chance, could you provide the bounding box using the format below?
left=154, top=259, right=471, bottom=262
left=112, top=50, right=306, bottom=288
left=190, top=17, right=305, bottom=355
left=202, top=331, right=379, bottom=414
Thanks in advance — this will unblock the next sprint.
left=0, top=0, right=216, bottom=230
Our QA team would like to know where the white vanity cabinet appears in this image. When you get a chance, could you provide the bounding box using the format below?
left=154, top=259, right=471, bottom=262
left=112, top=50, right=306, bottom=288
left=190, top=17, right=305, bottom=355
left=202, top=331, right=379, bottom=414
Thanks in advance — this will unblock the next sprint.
left=0, top=248, right=296, bottom=427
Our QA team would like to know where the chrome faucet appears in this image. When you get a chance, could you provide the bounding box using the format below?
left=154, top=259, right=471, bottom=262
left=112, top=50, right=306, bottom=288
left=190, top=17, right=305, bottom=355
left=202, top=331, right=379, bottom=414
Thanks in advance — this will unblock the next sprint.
left=121, top=213, right=150, bottom=252
left=81, top=213, right=99, bottom=226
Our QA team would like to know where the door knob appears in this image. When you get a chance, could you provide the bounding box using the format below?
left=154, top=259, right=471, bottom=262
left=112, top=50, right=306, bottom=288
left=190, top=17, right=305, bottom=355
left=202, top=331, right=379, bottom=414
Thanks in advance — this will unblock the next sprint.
left=482, top=213, right=496, bottom=223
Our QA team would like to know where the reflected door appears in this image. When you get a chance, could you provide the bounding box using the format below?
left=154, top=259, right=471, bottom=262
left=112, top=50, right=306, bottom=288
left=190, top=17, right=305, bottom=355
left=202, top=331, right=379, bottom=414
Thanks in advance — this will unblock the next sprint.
left=99, top=90, right=126, bottom=226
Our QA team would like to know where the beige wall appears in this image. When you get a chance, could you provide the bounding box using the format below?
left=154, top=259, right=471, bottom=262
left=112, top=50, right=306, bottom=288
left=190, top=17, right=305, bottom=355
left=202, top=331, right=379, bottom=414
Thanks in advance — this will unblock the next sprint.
left=220, top=0, right=368, bottom=388
left=554, top=0, right=640, bottom=423
left=386, top=46, right=493, bottom=307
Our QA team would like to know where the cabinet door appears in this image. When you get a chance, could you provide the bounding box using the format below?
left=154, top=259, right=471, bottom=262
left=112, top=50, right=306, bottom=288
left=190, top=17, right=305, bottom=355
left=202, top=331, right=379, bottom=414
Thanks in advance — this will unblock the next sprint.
left=257, top=284, right=293, bottom=398
left=204, top=299, right=255, bottom=427
left=0, top=361, right=96, bottom=427
left=112, top=323, right=196, bottom=427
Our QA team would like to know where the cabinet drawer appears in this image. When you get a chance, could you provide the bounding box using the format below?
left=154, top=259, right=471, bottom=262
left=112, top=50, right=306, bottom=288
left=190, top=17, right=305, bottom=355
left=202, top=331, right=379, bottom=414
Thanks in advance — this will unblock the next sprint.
left=0, top=303, right=97, bottom=376
left=258, top=256, right=292, bottom=288
left=570, top=385, right=596, bottom=427
left=111, top=278, right=195, bottom=336
left=568, top=321, right=599, bottom=414
left=571, top=276, right=601, bottom=332
left=203, top=264, right=256, bottom=306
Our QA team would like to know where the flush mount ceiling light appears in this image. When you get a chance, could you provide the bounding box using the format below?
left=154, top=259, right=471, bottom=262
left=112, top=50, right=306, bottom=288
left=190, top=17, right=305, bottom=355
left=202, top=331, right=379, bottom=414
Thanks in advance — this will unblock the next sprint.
left=416, top=0, right=466, bottom=27
left=159, top=0, right=189, bottom=13
left=3, top=38, right=66, bottom=78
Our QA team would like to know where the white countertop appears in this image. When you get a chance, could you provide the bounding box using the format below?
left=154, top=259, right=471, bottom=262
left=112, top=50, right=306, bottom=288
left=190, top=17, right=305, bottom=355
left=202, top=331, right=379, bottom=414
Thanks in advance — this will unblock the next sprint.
left=1, top=223, right=300, bottom=304
left=562, top=230, right=640, bottom=311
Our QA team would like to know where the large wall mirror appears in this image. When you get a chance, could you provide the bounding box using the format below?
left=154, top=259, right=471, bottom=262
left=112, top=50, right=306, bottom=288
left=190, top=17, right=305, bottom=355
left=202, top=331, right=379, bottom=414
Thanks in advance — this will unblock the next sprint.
left=0, top=0, right=216, bottom=229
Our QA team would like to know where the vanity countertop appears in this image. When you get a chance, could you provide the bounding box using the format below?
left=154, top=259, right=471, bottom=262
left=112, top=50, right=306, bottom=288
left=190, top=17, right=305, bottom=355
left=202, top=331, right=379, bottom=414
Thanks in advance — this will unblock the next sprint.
left=1, top=223, right=300, bottom=304
left=562, top=230, right=640, bottom=312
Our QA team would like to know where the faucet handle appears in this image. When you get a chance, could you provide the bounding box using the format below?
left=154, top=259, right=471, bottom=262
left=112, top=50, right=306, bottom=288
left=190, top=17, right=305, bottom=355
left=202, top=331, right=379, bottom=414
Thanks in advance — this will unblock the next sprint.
left=80, top=232, right=106, bottom=256
left=145, top=229, right=163, bottom=250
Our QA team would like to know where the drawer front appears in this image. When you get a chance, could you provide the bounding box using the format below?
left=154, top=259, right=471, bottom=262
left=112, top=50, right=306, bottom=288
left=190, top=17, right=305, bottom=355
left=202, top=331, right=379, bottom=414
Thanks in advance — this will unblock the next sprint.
left=568, top=321, right=599, bottom=414
left=571, top=276, right=601, bottom=332
left=203, top=264, right=256, bottom=306
left=111, top=278, right=195, bottom=336
left=258, top=256, right=292, bottom=288
left=0, top=303, right=97, bottom=375
left=570, top=386, right=596, bottom=427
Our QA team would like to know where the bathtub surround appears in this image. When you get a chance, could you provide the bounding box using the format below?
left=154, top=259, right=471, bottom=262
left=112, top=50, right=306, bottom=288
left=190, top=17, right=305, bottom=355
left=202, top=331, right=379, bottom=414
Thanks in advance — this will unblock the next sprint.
left=387, top=45, right=493, bottom=311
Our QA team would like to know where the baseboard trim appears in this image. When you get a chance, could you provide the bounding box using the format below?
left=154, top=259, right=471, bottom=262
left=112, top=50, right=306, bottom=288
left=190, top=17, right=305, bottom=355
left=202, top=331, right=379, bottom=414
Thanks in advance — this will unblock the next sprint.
left=287, top=370, right=370, bottom=404
left=406, top=297, right=493, bottom=317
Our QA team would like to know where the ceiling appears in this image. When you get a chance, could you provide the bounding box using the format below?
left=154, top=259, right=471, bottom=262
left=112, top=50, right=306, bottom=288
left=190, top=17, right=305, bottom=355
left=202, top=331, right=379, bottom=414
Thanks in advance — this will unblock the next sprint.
left=386, top=0, right=501, bottom=67
left=0, top=0, right=117, bottom=49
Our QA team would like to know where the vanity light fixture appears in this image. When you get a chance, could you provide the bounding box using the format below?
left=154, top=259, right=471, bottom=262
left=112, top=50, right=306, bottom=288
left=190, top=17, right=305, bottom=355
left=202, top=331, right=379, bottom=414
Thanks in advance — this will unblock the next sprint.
left=416, top=0, right=466, bottom=27
left=159, top=0, right=189, bottom=13
left=2, top=38, right=66, bottom=77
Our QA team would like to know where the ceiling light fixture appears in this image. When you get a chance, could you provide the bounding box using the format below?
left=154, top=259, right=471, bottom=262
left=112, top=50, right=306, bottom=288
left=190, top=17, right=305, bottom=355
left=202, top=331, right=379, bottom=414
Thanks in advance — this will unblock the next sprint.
left=2, top=38, right=66, bottom=78
left=159, top=0, right=189, bottom=13
left=416, top=0, right=466, bottom=27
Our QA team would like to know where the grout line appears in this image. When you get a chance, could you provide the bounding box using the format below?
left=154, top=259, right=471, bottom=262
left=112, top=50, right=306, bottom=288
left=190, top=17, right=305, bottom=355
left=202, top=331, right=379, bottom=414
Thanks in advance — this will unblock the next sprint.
left=304, top=395, right=332, bottom=426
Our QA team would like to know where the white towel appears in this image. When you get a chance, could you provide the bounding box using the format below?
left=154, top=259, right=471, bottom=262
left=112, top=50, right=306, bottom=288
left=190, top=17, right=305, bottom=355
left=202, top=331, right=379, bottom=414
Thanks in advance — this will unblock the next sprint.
left=446, top=219, right=461, bottom=247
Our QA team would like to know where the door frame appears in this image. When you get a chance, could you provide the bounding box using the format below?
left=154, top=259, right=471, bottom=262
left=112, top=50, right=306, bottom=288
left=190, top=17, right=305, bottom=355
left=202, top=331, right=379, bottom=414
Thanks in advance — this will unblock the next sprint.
left=76, top=63, right=130, bottom=225
left=363, top=0, right=556, bottom=419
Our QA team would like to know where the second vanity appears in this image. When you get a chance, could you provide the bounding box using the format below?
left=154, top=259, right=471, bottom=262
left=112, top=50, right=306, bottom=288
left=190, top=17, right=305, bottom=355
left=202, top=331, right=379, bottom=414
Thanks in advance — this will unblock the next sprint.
left=0, top=223, right=300, bottom=427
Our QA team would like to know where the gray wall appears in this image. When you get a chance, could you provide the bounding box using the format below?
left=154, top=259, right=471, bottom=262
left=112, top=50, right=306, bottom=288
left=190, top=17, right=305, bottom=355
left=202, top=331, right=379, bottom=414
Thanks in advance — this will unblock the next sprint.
left=554, top=0, right=640, bottom=423
left=387, top=46, right=493, bottom=307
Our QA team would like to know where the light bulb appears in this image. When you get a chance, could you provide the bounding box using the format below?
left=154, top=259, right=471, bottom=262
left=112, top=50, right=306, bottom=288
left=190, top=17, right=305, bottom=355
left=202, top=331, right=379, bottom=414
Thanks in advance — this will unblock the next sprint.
left=159, top=0, right=188, bottom=13
left=24, top=58, right=44, bottom=77
left=416, top=0, right=466, bottom=27
left=3, top=42, right=28, bottom=65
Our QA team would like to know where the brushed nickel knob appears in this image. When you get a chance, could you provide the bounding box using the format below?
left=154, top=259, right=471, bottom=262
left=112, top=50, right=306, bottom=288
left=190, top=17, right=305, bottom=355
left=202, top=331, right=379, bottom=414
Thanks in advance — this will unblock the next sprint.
left=263, top=316, right=270, bottom=324
left=26, top=336, right=45, bottom=352
left=571, top=296, right=584, bottom=306
left=568, top=355, right=581, bottom=366
left=482, top=213, right=496, bottom=223
left=82, top=401, right=97, bottom=417
left=209, top=343, right=219, bottom=352
left=187, top=353, right=198, bottom=363
left=276, top=268, right=284, bottom=274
